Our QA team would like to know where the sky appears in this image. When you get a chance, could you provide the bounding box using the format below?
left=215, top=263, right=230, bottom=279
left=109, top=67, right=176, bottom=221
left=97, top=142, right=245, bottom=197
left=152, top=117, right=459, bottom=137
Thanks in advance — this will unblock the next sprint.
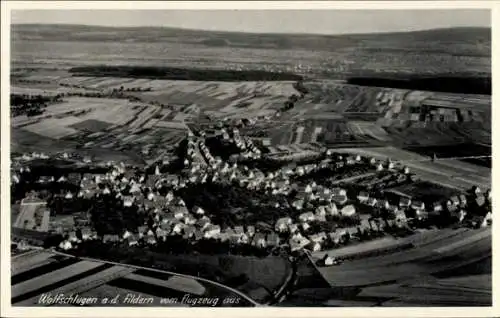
left=11, top=9, right=491, bottom=35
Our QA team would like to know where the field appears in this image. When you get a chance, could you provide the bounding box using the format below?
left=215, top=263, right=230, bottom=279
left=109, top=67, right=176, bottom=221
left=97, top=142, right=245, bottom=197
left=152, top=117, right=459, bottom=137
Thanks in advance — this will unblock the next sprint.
left=314, top=227, right=491, bottom=287
left=339, top=146, right=491, bottom=190
left=11, top=252, right=254, bottom=306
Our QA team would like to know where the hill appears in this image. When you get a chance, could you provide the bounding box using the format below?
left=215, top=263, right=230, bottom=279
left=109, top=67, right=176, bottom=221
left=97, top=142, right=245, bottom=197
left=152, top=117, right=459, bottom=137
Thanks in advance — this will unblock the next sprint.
left=11, top=24, right=490, bottom=56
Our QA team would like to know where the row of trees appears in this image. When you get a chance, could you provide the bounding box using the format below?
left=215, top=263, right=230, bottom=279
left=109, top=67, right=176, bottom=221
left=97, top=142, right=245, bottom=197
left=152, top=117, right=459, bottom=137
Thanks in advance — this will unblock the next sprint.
left=10, top=94, right=63, bottom=117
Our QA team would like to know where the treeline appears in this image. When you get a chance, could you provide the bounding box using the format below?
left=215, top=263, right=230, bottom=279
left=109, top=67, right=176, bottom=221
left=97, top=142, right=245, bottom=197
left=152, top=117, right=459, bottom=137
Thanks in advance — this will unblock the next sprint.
left=69, top=65, right=303, bottom=82
left=281, top=79, right=310, bottom=112
left=10, top=94, right=63, bottom=117
left=347, top=76, right=491, bottom=95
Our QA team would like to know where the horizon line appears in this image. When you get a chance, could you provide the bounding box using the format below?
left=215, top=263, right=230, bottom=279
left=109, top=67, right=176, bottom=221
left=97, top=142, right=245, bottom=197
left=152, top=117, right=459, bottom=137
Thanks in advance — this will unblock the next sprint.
left=10, top=23, right=491, bottom=37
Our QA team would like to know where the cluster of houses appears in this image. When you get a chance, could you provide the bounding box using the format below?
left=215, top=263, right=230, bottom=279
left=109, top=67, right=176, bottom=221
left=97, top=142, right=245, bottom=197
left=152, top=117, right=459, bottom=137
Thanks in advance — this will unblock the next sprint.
left=217, top=127, right=262, bottom=160
left=12, top=127, right=493, bottom=256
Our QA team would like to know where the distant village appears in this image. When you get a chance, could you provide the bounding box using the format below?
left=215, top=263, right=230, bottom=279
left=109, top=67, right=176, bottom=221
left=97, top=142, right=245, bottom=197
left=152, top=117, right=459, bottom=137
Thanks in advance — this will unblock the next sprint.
left=11, top=124, right=492, bottom=265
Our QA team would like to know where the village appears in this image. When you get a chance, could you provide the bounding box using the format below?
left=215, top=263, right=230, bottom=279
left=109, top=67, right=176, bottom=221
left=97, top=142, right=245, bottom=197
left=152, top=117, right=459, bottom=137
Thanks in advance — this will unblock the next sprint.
left=11, top=121, right=493, bottom=267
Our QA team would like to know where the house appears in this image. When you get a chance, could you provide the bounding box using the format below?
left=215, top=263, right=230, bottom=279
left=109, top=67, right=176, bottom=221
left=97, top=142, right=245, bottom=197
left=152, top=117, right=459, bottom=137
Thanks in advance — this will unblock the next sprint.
left=266, top=233, right=280, bottom=247
left=204, top=224, right=221, bottom=238
left=323, top=255, right=338, bottom=266
left=247, top=225, right=256, bottom=237
left=481, top=212, right=492, bottom=227
left=357, top=191, right=369, bottom=203
left=341, top=205, right=356, bottom=217
left=485, top=189, right=492, bottom=201
left=298, top=212, right=315, bottom=223
left=161, top=212, right=177, bottom=224
left=176, top=198, right=186, bottom=207
left=153, top=197, right=167, bottom=212
left=234, top=226, right=244, bottom=236
left=329, top=230, right=346, bottom=244
left=316, top=191, right=332, bottom=202
left=219, top=231, right=231, bottom=242
left=366, top=197, right=378, bottom=207
left=475, top=195, right=485, bottom=207
left=387, top=205, right=401, bottom=216
left=103, top=234, right=120, bottom=243
left=252, top=233, right=267, bottom=248
left=449, top=196, right=460, bottom=206
left=445, top=200, right=456, bottom=212
left=156, top=228, right=169, bottom=239
left=237, top=232, right=249, bottom=244
left=183, top=226, right=196, bottom=239
left=160, top=222, right=172, bottom=233
left=307, top=241, right=322, bottom=252
left=127, top=234, right=139, bottom=246
left=291, top=199, right=305, bottom=210
left=331, top=188, right=347, bottom=197
left=415, top=209, right=429, bottom=220
left=302, top=222, right=311, bottom=232
left=345, top=156, right=356, bottom=165
left=394, top=211, right=408, bottom=227
left=194, top=229, right=204, bottom=241
left=141, top=199, right=154, bottom=211
left=68, top=231, right=79, bottom=242
left=309, top=232, right=327, bottom=243
left=193, top=206, right=205, bottom=215
left=224, top=227, right=236, bottom=237
left=288, top=223, right=299, bottom=234
left=315, top=206, right=327, bottom=217
left=145, top=234, right=157, bottom=245
left=315, top=214, right=327, bottom=222
left=471, top=186, right=482, bottom=195
left=137, top=225, right=148, bottom=238
left=376, top=199, right=390, bottom=210
left=122, top=230, right=133, bottom=239
left=326, top=203, right=339, bottom=216
left=81, top=227, right=92, bottom=240
left=399, top=196, right=412, bottom=208
left=454, top=209, right=467, bottom=223
left=172, top=223, right=186, bottom=235
left=459, top=194, right=468, bottom=207
left=195, top=217, right=211, bottom=230
left=130, top=183, right=141, bottom=194
left=275, top=217, right=293, bottom=232
left=411, top=200, right=425, bottom=211
left=146, top=175, right=161, bottom=188
left=172, top=206, right=188, bottom=219
left=184, top=214, right=197, bottom=225
left=303, top=184, right=314, bottom=194
left=289, top=236, right=310, bottom=252
left=123, top=196, right=135, bottom=207
left=59, top=240, right=72, bottom=250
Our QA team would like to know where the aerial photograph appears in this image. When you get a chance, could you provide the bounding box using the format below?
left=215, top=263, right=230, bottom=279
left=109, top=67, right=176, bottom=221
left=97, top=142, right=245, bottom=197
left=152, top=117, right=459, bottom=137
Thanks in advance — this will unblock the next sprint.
left=8, top=8, right=492, bottom=308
